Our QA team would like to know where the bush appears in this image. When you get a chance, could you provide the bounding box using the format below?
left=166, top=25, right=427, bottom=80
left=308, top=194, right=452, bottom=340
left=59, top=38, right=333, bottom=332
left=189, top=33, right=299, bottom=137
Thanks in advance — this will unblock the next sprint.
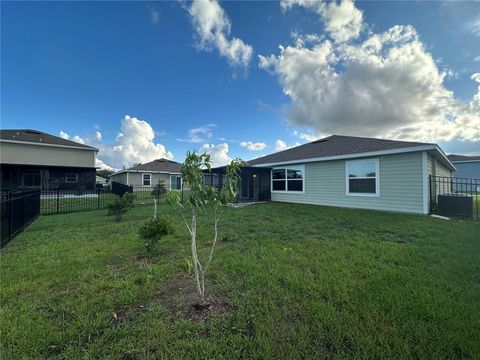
left=139, top=216, right=175, bottom=252
left=107, top=193, right=134, bottom=222
left=151, top=180, right=168, bottom=200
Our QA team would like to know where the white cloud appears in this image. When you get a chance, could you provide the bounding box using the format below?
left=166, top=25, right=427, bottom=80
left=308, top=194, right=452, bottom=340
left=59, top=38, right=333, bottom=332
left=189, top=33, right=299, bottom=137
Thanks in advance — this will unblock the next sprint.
left=281, top=0, right=364, bottom=43
left=58, top=130, right=86, bottom=145
left=199, top=143, right=231, bottom=167
left=188, top=0, right=253, bottom=70
left=293, top=130, right=318, bottom=142
left=97, top=115, right=173, bottom=170
left=275, top=139, right=300, bottom=151
left=260, top=8, right=480, bottom=144
left=60, top=117, right=173, bottom=170
left=239, top=141, right=267, bottom=151
left=177, top=124, right=216, bottom=143
left=150, top=7, right=160, bottom=25
left=466, top=17, right=480, bottom=36
left=95, top=158, right=113, bottom=171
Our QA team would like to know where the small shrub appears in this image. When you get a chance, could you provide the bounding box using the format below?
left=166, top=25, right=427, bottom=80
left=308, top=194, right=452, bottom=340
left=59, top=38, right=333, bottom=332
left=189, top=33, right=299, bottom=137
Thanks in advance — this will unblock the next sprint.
left=139, top=215, right=175, bottom=252
left=151, top=180, right=168, bottom=200
left=107, top=193, right=134, bottom=222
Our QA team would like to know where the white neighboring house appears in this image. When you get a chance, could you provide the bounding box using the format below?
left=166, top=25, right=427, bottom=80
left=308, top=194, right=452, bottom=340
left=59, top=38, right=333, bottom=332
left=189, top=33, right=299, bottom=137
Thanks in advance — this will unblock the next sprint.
left=110, top=158, right=184, bottom=190
left=96, top=176, right=109, bottom=187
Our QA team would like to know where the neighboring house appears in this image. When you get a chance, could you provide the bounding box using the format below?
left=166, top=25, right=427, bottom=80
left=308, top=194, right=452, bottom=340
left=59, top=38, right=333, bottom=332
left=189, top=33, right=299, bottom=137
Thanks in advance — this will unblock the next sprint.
left=110, top=158, right=183, bottom=190
left=209, top=135, right=455, bottom=215
left=447, top=154, right=480, bottom=192
left=0, top=129, right=98, bottom=191
left=447, top=155, right=480, bottom=179
left=96, top=176, right=109, bottom=187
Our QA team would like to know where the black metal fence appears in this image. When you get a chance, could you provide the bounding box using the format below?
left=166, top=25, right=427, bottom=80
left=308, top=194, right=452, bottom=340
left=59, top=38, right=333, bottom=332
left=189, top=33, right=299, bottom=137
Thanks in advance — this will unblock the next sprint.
left=39, top=182, right=188, bottom=215
left=1, top=189, right=40, bottom=247
left=429, top=176, right=479, bottom=221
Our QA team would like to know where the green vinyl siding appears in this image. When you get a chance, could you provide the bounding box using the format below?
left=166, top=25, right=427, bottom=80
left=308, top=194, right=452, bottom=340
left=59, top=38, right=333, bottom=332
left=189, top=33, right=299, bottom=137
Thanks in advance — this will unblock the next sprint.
left=271, top=152, right=424, bottom=214
left=435, top=161, right=451, bottom=178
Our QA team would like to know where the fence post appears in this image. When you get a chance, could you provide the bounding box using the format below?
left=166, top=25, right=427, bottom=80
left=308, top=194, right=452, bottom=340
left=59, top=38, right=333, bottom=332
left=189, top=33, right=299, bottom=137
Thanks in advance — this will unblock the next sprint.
left=8, top=192, right=12, bottom=244
left=56, top=188, right=60, bottom=214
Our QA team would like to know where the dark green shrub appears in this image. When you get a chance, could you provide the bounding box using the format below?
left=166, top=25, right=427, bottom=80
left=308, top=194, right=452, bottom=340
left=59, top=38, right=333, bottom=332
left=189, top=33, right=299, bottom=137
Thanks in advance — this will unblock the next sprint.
left=151, top=180, right=167, bottom=200
left=107, top=193, right=134, bottom=222
left=139, top=215, right=175, bottom=252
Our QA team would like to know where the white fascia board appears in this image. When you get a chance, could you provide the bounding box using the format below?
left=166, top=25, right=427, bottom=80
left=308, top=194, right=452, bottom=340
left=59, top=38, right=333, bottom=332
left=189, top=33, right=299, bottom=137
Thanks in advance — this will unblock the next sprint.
left=451, top=160, right=480, bottom=164
left=111, top=169, right=181, bottom=176
left=0, top=139, right=98, bottom=152
left=251, top=145, right=439, bottom=167
left=422, top=151, right=429, bottom=215
left=433, top=146, right=456, bottom=172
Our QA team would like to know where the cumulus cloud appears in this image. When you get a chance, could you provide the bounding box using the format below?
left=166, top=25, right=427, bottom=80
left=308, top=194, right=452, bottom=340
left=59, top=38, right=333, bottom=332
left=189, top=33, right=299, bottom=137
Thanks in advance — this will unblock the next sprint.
left=239, top=141, right=267, bottom=151
left=177, top=124, right=215, bottom=143
left=281, top=0, right=364, bottom=43
left=260, top=6, right=480, bottom=143
left=199, top=143, right=231, bottom=167
left=293, top=130, right=318, bottom=142
left=188, top=0, right=253, bottom=70
left=58, top=130, right=86, bottom=145
left=95, top=158, right=113, bottom=171
left=99, top=115, right=173, bottom=169
left=62, top=116, right=174, bottom=170
left=275, top=139, right=300, bottom=151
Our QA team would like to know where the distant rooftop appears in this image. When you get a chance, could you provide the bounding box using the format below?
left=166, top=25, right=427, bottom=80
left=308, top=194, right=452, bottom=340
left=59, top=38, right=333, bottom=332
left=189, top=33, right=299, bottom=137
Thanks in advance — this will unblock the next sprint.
left=447, top=154, right=480, bottom=162
left=0, top=129, right=97, bottom=150
left=248, top=135, right=434, bottom=166
left=126, top=158, right=182, bottom=173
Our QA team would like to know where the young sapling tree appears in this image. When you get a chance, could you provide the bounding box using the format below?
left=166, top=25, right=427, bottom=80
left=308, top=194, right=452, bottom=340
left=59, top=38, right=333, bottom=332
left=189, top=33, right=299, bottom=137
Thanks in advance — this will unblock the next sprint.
left=107, top=193, right=134, bottom=221
left=167, top=152, right=241, bottom=303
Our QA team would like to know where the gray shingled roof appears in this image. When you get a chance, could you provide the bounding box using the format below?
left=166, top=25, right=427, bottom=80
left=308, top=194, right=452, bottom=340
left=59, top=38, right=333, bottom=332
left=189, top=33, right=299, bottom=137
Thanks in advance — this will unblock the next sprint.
left=447, top=154, right=480, bottom=162
left=0, top=129, right=97, bottom=150
left=248, top=135, right=434, bottom=166
left=127, top=159, right=182, bottom=173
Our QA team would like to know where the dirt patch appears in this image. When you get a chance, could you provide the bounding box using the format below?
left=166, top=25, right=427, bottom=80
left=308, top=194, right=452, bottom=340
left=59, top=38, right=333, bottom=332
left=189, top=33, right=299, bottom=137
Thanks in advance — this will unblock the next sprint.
left=155, top=273, right=235, bottom=323
left=110, top=273, right=234, bottom=326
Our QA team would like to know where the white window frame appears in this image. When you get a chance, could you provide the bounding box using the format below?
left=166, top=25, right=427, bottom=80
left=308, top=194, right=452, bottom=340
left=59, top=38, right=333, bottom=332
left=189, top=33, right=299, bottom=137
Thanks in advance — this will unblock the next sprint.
left=142, top=173, right=151, bottom=187
left=345, top=158, right=380, bottom=197
left=271, top=165, right=305, bottom=194
left=170, top=175, right=182, bottom=191
left=65, top=173, right=78, bottom=183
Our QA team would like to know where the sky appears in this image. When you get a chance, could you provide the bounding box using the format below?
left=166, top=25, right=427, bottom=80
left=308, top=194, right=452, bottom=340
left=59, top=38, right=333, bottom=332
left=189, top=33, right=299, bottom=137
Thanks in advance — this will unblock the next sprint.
left=1, top=0, right=479, bottom=169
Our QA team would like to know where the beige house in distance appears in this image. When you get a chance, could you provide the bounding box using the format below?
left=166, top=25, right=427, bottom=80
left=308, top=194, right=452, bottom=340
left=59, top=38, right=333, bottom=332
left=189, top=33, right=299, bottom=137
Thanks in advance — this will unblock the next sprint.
left=110, top=158, right=183, bottom=190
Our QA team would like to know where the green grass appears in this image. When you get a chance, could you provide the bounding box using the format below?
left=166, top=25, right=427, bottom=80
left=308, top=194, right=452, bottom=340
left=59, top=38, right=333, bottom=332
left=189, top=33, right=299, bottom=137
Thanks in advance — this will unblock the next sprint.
left=1, top=203, right=479, bottom=359
left=40, top=190, right=190, bottom=215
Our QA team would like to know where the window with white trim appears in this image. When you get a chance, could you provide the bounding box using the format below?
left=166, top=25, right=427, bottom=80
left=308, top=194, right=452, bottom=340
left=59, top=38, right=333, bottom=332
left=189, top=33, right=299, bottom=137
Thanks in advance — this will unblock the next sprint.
left=272, top=166, right=304, bottom=192
left=142, top=173, right=151, bottom=186
left=346, top=159, right=379, bottom=196
left=65, top=173, right=78, bottom=183
left=170, top=175, right=182, bottom=190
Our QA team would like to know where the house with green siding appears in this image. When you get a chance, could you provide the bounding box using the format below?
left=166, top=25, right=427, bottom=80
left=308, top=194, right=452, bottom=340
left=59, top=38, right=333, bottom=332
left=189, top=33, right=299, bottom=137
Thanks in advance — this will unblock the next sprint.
left=211, top=135, right=455, bottom=215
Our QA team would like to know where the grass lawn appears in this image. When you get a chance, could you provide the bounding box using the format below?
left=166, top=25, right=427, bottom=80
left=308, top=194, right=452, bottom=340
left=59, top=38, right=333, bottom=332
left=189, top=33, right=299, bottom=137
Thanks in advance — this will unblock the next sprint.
left=1, top=203, right=479, bottom=359
left=40, top=190, right=190, bottom=215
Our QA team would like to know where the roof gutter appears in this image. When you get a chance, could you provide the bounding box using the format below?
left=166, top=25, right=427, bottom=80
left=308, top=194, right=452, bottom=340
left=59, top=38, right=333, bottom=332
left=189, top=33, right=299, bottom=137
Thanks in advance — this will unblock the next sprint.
left=0, top=139, right=98, bottom=152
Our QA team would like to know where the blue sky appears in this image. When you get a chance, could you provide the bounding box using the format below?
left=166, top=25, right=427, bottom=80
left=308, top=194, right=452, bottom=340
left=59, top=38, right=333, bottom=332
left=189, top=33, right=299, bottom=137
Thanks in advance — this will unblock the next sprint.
left=2, top=0, right=479, bottom=169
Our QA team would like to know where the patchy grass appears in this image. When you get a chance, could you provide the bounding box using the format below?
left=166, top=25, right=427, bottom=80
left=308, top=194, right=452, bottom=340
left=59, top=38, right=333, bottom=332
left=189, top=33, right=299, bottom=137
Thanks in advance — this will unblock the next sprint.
left=1, top=203, right=479, bottom=359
